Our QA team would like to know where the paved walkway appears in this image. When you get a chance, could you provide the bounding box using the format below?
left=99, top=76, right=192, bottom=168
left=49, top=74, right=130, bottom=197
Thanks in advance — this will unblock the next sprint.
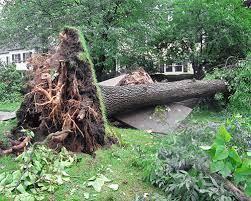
left=0, top=111, right=16, bottom=121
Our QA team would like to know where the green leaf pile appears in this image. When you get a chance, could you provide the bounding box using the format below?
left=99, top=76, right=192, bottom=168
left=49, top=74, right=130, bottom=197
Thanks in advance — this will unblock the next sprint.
left=0, top=145, right=75, bottom=201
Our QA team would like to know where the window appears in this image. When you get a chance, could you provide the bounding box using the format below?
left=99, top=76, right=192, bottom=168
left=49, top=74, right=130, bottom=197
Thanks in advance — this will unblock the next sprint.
left=165, top=66, right=173, bottom=72
left=174, top=65, right=183, bottom=72
left=6, top=56, right=9, bottom=65
left=23, top=52, right=32, bottom=62
left=12, top=54, right=21, bottom=63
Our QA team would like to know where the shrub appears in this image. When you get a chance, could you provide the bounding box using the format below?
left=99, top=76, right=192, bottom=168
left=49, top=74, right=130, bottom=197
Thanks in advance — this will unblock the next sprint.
left=148, top=146, right=236, bottom=201
left=0, top=64, right=24, bottom=102
left=201, top=125, right=251, bottom=197
left=225, top=114, right=251, bottom=152
left=205, top=59, right=251, bottom=113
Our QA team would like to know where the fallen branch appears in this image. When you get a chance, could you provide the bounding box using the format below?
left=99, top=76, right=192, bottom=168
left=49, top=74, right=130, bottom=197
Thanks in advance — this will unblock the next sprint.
left=214, top=174, right=251, bottom=201
left=225, top=180, right=251, bottom=201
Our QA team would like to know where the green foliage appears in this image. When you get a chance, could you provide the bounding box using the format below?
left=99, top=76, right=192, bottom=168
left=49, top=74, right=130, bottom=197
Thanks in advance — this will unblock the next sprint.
left=0, top=145, right=75, bottom=200
left=225, top=114, right=251, bottom=152
left=201, top=125, right=251, bottom=196
left=206, top=60, right=251, bottom=113
left=0, top=64, right=24, bottom=103
left=1, top=0, right=250, bottom=78
left=87, top=174, right=112, bottom=192
left=0, top=122, right=164, bottom=200
left=0, top=0, right=164, bottom=77
left=129, top=109, right=251, bottom=200
left=130, top=123, right=238, bottom=200
left=152, top=0, right=251, bottom=78
left=147, top=144, right=236, bottom=201
left=153, top=105, right=169, bottom=122
left=153, top=169, right=235, bottom=201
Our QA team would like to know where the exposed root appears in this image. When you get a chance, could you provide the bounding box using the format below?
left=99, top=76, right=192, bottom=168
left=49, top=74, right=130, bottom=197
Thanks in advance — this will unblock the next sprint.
left=0, top=137, right=31, bottom=156
left=117, top=68, right=154, bottom=86
left=12, top=27, right=108, bottom=154
left=33, top=130, right=72, bottom=147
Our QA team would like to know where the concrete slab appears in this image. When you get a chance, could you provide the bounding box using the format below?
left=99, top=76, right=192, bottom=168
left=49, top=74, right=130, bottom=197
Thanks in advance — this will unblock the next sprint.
left=0, top=112, right=16, bottom=121
left=99, top=74, right=126, bottom=86
left=176, top=98, right=200, bottom=108
left=114, top=104, right=192, bottom=134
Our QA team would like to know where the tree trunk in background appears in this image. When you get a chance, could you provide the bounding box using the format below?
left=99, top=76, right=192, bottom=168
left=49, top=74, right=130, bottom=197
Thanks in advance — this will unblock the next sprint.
left=100, top=79, right=227, bottom=116
left=192, top=62, right=205, bottom=80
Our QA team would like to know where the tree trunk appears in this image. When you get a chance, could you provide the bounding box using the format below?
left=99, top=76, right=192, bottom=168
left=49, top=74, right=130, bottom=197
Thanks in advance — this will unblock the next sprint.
left=100, top=79, right=227, bottom=116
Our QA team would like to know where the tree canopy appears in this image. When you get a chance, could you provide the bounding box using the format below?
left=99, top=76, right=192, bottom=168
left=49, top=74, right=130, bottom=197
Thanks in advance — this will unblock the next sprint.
left=151, top=0, right=251, bottom=78
left=0, top=0, right=250, bottom=79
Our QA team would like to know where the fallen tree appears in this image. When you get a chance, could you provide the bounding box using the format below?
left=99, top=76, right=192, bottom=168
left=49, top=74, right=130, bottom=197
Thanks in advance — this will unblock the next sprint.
left=101, top=79, right=227, bottom=116
left=12, top=27, right=109, bottom=154
left=5, top=29, right=226, bottom=155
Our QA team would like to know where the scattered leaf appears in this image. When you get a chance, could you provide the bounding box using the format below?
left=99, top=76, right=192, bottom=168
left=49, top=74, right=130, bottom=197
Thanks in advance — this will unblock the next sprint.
left=108, top=184, right=119, bottom=191
left=84, top=192, right=90, bottom=199
left=16, top=184, right=26, bottom=194
left=88, top=178, right=104, bottom=192
left=200, top=145, right=212, bottom=150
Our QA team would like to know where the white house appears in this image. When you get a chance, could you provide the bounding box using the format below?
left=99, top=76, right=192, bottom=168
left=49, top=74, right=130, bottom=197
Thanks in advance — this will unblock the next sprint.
left=0, top=47, right=35, bottom=70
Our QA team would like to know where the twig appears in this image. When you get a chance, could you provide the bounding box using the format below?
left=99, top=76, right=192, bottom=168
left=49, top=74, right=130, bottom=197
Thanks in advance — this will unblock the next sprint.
left=214, top=174, right=251, bottom=201
left=225, top=180, right=251, bottom=201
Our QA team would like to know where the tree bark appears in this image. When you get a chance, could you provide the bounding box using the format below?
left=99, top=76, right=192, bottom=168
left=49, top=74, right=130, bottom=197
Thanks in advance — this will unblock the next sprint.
left=100, top=79, right=227, bottom=116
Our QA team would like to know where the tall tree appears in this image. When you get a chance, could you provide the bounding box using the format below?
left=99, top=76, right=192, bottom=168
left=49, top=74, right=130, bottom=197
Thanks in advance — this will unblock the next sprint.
left=151, top=0, right=251, bottom=79
left=0, top=0, right=165, bottom=79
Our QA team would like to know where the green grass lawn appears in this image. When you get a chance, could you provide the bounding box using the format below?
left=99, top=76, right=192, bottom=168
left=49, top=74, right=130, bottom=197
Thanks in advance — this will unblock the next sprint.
left=51, top=129, right=164, bottom=201
left=0, top=121, right=166, bottom=200
left=0, top=102, right=20, bottom=112
left=0, top=104, right=228, bottom=201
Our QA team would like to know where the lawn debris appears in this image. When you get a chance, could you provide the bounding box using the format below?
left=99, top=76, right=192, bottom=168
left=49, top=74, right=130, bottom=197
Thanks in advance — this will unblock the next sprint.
left=87, top=174, right=111, bottom=192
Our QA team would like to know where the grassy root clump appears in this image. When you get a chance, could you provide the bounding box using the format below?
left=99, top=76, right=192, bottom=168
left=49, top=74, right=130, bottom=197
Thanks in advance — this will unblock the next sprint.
left=11, top=27, right=113, bottom=154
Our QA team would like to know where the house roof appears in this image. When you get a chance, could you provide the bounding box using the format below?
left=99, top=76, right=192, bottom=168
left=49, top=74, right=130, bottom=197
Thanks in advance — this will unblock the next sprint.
left=0, top=36, right=41, bottom=54
left=0, top=43, right=24, bottom=54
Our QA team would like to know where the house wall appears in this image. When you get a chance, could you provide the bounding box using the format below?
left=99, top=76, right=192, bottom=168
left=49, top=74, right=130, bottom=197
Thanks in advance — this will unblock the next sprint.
left=0, top=52, right=9, bottom=64
left=0, top=49, right=35, bottom=70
